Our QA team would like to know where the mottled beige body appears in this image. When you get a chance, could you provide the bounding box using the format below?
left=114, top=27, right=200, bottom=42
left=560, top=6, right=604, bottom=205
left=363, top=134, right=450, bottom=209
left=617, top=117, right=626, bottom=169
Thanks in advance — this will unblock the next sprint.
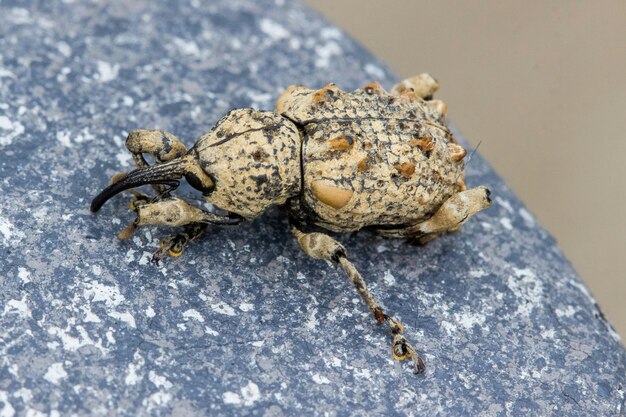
left=277, top=81, right=468, bottom=232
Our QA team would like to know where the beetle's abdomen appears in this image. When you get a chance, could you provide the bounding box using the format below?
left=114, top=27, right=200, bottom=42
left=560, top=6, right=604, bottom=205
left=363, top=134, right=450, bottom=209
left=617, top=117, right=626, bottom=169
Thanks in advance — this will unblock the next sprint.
left=194, top=109, right=301, bottom=219
left=281, top=85, right=467, bottom=232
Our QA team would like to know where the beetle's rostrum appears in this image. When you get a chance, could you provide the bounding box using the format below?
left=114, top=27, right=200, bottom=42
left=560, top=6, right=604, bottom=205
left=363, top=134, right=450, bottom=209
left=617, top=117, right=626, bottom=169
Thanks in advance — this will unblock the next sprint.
left=91, top=74, right=492, bottom=374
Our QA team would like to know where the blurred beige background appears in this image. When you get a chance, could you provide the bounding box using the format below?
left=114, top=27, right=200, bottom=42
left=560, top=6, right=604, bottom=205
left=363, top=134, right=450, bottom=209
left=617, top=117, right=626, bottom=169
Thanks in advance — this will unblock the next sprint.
left=308, top=1, right=626, bottom=338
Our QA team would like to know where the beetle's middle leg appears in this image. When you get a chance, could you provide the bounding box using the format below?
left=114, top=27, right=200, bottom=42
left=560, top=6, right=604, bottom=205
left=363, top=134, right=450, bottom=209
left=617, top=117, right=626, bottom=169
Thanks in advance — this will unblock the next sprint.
left=291, top=226, right=425, bottom=374
left=118, top=196, right=242, bottom=261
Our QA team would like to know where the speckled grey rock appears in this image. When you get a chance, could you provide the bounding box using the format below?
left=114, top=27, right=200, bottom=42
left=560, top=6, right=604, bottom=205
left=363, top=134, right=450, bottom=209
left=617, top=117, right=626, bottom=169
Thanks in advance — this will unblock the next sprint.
left=0, top=1, right=624, bottom=416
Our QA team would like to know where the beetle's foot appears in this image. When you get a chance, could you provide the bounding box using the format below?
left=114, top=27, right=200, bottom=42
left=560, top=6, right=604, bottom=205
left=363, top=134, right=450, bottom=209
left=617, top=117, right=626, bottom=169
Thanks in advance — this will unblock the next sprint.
left=151, top=233, right=188, bottom=264
left=118, top=218, right=138, bottom=240
left=386, top=315, right=425, bottom=374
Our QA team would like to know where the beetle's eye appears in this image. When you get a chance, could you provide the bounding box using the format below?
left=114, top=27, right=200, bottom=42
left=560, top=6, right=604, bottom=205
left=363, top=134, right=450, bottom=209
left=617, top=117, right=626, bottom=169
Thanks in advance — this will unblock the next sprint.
left=186, top=172, right=214, bottom=195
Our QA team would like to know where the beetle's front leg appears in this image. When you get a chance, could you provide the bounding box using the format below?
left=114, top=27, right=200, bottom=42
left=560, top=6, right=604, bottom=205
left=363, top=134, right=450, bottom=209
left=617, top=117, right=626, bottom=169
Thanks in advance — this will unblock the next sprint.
left=110, top=130, right=188, bottom=195
left=118, top=196, right=242, bottom=261
left=291, top=227, right=425, bottom=374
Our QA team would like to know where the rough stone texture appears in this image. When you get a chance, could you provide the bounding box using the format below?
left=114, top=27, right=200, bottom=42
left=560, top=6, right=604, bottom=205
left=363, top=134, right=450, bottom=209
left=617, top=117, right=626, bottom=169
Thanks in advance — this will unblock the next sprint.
left=0, top=1, right=624, bottom=416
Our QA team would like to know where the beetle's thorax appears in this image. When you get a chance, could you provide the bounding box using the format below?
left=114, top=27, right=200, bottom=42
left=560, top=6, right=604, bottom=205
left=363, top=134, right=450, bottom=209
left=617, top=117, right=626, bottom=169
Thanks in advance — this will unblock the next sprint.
left=192, top=108, right=302, bottom=219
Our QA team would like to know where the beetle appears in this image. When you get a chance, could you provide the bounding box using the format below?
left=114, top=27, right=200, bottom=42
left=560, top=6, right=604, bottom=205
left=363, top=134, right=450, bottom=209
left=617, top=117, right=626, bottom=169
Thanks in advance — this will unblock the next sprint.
left=90, top=74, right=492, bottom=374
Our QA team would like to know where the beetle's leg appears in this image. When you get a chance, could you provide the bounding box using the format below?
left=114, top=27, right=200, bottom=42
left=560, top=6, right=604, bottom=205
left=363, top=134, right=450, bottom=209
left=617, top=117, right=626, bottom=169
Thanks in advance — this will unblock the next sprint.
left=123, top=130, right=188, bottom=194
left=390, top=73, right=440, bottom=100
left=151, top=223, right=208, bottom=264
left=377, top=186, right=492, bottom=244
left=291, top=227, right=425, bottom=374
left=118, top=196, right=242, bottom=259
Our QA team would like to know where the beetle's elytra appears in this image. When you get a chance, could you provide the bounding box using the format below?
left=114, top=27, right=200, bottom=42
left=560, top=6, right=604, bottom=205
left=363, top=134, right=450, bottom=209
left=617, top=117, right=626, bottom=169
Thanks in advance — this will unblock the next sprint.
left=91, top=74, right=492, bottom=374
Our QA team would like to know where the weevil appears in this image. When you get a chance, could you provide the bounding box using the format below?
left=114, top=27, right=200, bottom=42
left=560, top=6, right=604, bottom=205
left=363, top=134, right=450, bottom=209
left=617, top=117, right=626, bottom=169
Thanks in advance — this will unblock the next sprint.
left=91, top=74, right=492, bottom=374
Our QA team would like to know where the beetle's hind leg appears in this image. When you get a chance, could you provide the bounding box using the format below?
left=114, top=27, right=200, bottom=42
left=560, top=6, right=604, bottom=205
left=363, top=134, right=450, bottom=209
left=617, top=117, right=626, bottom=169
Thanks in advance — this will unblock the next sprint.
left=118, top=196, right=242, bottom=262
left=291, top=226, right=425, bottom=374
left=377, top=186, right=492, bottom=244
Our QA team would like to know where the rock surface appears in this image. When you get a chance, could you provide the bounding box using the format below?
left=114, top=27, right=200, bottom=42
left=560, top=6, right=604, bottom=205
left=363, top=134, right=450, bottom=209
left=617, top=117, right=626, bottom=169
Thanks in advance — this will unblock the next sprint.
left=0, top=1, right=624, bottom=416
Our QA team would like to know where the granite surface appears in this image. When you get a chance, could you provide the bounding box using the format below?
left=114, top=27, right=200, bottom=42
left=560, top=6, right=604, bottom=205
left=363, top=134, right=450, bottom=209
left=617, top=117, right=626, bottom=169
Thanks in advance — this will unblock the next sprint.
left=1, top=1, right=625, bottom=416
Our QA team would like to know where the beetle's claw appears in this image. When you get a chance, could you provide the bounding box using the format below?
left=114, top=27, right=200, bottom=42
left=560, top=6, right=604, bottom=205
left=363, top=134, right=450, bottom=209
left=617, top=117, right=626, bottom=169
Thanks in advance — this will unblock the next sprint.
left=386, top=315, right=425, bottom=374
left=392, top=333, right=425, bottom=374
left=150, top=234, right=187, bottom=265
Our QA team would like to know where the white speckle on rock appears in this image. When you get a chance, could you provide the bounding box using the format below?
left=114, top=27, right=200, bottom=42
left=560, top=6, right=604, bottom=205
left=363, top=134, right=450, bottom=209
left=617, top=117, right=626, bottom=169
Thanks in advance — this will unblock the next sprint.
left=44, top=362, right=68, bottom=385
left=320, top=27, right=342, bottom=40
left=500, top=217, right=513, bottom=230
left=0, top=391, right=14, bottom=417
left=84, top=280, right=125, bottom=307
left=0, top=216, right=17, bottom=245
left=183, top=308, right=205, bottom=322
left=57, top=41, right=71, bottom=57
left=312, top=373, right=331, bottom=384
left=109, top=311, right=136, bottom=328
left=172, top=37, right=200, bottom=55
left=246, top=91, right=273, bottom=107
left=251, top=340, right=264, bottom=347
left=259, top=18, right=289, bottom=41
left=455, top=310, right=486, bottom=330
left=555, top=305, right=576, bottom=318
left=495, top=196, right=513, bottom=213
left=0, top=114, right=25, bottom=146
left=125, top=363, right=142, bottom=385
left=0, top=115, right=13, bottom=130
left=315, top=41, right=341, bottom=68
left=91, top=265, right=102, bottom=276
left=240, top=381, right=261, bottom=406
left=96, top=60, right=119, bottom=82
left=82, top=306, right=101, bottom=323
left=148, top=371, right=173, bottom=389
left=145, top=391, right=172, bottom=408
left=440, top=321, right=457, bottom=335
left=469, top=269, right=487, bottom=278
left=125, top=248, right=136, bottom=263
left=125, top=352, right=145, bottom=385
left=223, top=391, right=241, bottom=405
left=204, top=326, right=219, bottom=336
left=364, top=63, right=386, bottom=80
left=211, top=301, right=236, bottom=316
left=354, top=368, right=371, bottom=379
left=239, top=302, right=254, bottom=312
left=3, top=295, right=31, bottom=319
left=56, top=130, right=72, bottom=147
left=383, top=270, right=396, bottom=286
left=18, top=267, right=31, bottom=283
left=507, top=268, right=543, bottom=318
left=519, top=207, right=536, bottom=226
left=0, top=67, right=16, bottom=78
left=223, top=381, right=262, bottom=406
left=146, top=306, right=155, bottom=318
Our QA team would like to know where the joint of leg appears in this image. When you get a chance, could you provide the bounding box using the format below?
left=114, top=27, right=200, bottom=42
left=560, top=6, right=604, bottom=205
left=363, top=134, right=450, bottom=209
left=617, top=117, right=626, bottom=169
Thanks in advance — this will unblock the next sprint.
left=387, top=316, right=404, bottom=334
left=330, top=247, right=347, bottom=263
left=374, top=307, right=386, bottom=324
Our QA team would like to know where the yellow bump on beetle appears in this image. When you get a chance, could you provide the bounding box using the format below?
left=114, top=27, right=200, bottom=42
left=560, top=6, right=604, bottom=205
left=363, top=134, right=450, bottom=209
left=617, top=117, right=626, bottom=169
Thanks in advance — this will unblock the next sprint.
left=394, top=162, right=416, bottom=178
left=311, top=180, right=353, bottom=210
left=328, top=135, right=354, bottom=151
left=448, top=143, right=467, bottom=162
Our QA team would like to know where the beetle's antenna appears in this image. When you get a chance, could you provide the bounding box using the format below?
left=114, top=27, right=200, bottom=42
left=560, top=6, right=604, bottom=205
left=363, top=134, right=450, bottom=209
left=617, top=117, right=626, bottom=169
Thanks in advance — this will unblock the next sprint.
left=90, top=158, right=187, bottom=212
left=465, top=140, right=482, bottom=167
